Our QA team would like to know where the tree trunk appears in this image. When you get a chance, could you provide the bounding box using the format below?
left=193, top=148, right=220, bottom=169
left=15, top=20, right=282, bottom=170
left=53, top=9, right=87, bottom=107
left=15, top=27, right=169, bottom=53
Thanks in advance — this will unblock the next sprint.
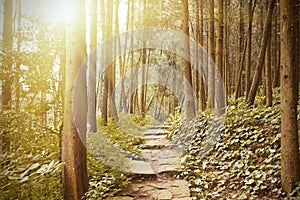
left=246, top=0, right=275, bottom=106
left=15, top=0, right=22, bottom=110
left=207, top=0, right=215, bottom=109
left=235, top=40, right=247, bottom=99
left=100, top=0, right=108, bottom=125
left=182, top=0, right=196, bottom=121
left=273, top=3, right=280, bottom=88
left=224, top=0, right=230, bottom=103
left=109, top=0, right=119, bottom=121
left=236, top=0, right=245, bottom=98
left=1, top=0, right=13, bottom=153
left=245, top=0, right=256, bottom=98
left=141, top=49, right=147, bottom=117
left=215, top=0, right=225, bottom=115
left=280, top=0, right=300, bottom=194
left=199, top=0, right=206, bottom=110
left=265, top=20, right=272, bottom=107
left=87, top=0, right=97, bottom=132
left=62, top=0, right=88, bottom=199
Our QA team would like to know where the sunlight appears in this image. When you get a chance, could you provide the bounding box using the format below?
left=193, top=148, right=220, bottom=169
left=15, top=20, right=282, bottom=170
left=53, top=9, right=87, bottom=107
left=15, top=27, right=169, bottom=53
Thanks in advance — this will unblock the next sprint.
left=22, top=0, right=67, bottom=24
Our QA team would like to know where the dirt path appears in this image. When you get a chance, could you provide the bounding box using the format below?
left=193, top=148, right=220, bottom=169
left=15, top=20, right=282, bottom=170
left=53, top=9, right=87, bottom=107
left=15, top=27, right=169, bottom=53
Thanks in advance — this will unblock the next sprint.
left=107, top=126, right=192, bottom=200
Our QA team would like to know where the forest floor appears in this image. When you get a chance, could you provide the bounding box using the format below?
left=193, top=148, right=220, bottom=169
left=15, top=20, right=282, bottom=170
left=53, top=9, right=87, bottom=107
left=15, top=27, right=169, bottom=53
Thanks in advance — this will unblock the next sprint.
left=106, top=126, right=192, bottom=200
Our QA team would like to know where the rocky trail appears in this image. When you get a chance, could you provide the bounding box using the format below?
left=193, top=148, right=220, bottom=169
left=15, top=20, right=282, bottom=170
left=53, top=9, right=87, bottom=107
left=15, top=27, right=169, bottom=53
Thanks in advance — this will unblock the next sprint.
left=107, top=126, right=192, bottom=200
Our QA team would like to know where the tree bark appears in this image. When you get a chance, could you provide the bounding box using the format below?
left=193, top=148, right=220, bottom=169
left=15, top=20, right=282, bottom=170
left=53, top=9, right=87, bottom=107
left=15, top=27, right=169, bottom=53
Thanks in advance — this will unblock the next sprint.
left=246, top=0, right=275, bottom=106
left=207, top=0, right=215, bottom=109
left=1, top=0, right=13, bottom=153
left=215, top=0, right=226, bottom=115
left=182, top=0, right=196, bottom=121
left=280, top=0, right=300, bottom=194
left=199, top=0, right=206, bottom=110
left=245, top=0, right=256, bottom=98
left=87, top=0, right=97, bottom=132
left=62, top=0, right=88, bottom=199
left=265, top=20, right=272, bottom=107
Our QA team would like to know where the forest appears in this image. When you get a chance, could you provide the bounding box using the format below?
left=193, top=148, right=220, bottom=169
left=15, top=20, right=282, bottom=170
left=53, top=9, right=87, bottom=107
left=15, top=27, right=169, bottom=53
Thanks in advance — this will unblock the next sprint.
left=0, top=0, right=299, bottom=199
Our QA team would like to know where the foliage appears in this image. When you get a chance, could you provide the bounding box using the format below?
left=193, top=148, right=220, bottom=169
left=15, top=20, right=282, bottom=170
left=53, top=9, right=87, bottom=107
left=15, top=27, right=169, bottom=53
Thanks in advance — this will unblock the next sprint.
left=85, top=114, right=155, bottom=199
left=166, top=91, right=300, bottom=199
left=85, top=154, right=132, bottom=199
left=0, top=110, right=62, bottom=200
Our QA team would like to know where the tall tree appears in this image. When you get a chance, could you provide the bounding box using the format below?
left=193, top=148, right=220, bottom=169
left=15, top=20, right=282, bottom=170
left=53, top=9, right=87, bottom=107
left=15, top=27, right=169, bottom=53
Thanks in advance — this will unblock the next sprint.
left=246, top=0, right=275, bottom=105
left=215, top=0, right=225, bottom=114
left=100, top=0, right=108, bottom=125
left=265, top=18, right=272, bottom=107
left=199, top=0, right=206, bottom=110
left=15, top=0, right=22, bottom=110
left=62, top=0, right=88, bottom=199
left=235, top=0, right=245, bottom=98
left=182, top=0, right=196, bottom=121
left=280, top=0, right=300, bottom=194
left=1, top=0, right=13, bottom=153
left=87, top=0, right=97, bottom=132
left=245, top=0, right=256, bottom=98
left=207, top=0, right=215, bottom=109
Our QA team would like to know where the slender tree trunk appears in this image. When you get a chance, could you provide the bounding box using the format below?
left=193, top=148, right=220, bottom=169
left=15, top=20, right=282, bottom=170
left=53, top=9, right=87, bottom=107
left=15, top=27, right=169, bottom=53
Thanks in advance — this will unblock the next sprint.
left=215, top=0, right=225, bottom=115
left=100, top=0, right=108, bottom=125
left=129, top=0, right=135, bottom=114
left=207, top=0, right=215, bottom=109
left=182, top=0, right=196, bottom=121
left=245, top=0, right=256, bottom=98
left=15, top=0, right=21, bottom=110
left=265, top=19, right=272, bottom=107
left=273, top=2, right=280, bottom=88
left=87, top=0, right=97, bottom=132
left=141, top=49, right=147, bottom=117
left=199, top=0, right=206, bottom=110
left=1, top=0, right=13, bottom=153
left=235, top=40, right=247, bottom=99
left=194, top=0, right=200, bottom=107
left=236, top=0, right=245, bottom=98
left=109, top=0, right=119, bottom=121
left=62, top=0, right=88, bottom=199
left=246, top=0, right=275, bottom=106
left=224, top=0, right=230, bottom=103
left=280, top=0, right=300, bottom=194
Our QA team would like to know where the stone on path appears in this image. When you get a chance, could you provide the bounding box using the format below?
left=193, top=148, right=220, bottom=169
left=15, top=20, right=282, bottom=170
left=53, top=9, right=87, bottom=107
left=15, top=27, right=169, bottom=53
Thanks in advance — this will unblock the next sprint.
left=108, top=126, right=192, bottom=200
left=106, top=196, right=134, bottom=200
left=156, top=190, right=173, bottom=199
left=124, top=126, right=182, bottom=175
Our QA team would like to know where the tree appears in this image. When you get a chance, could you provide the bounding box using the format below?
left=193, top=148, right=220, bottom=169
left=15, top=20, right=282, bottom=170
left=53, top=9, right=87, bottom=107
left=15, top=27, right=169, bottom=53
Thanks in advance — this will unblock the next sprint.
left=2, top=0, right=13, bottom=153
left=182, top=0, right=196, bottom=121
left=207, top=0, right=215, bottom=109
left=62, top=0, right=88, bottom=199
left=215, top=0, right=226, bottom=114
left=245, top=0, right=256, bottom=98
left=246, top=0, right=275, bottom=105
left=87, top=0, right=98, bottom=133
left=280, top=0, right=300, bottom=194
left=265, top=18, right=272, bottom=107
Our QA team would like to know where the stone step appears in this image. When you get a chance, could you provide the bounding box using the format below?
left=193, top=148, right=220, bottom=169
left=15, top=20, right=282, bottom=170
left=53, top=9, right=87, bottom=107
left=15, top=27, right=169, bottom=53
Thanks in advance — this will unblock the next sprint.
left=143, top=129, right=169, bottom=136
left=143, top=134, right=167, bottom=140
left=149, top=125, right=171, bottom=129
left=123, top=159, right=182, bottom=174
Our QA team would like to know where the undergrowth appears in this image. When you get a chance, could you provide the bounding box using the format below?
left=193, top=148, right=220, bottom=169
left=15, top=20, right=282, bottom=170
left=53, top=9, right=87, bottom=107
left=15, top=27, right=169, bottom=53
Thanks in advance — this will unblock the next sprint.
left=85, top=113, right=156, bottom=199
left=0, top=110, right=62, bottom=200
left=166, top=88, right=300, bottom=199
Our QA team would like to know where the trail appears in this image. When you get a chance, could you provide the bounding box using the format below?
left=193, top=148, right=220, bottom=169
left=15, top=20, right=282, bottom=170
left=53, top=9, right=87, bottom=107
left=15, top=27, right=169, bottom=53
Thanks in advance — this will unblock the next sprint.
left=107, top=126, right=192, bottom=200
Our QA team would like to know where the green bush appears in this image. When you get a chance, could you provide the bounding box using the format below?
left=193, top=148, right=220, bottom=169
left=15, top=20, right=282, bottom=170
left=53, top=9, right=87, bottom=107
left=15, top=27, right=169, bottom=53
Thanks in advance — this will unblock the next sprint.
left=0, top=110, right=62, bottom=200
left=166, top=90, right=300, bottom=199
